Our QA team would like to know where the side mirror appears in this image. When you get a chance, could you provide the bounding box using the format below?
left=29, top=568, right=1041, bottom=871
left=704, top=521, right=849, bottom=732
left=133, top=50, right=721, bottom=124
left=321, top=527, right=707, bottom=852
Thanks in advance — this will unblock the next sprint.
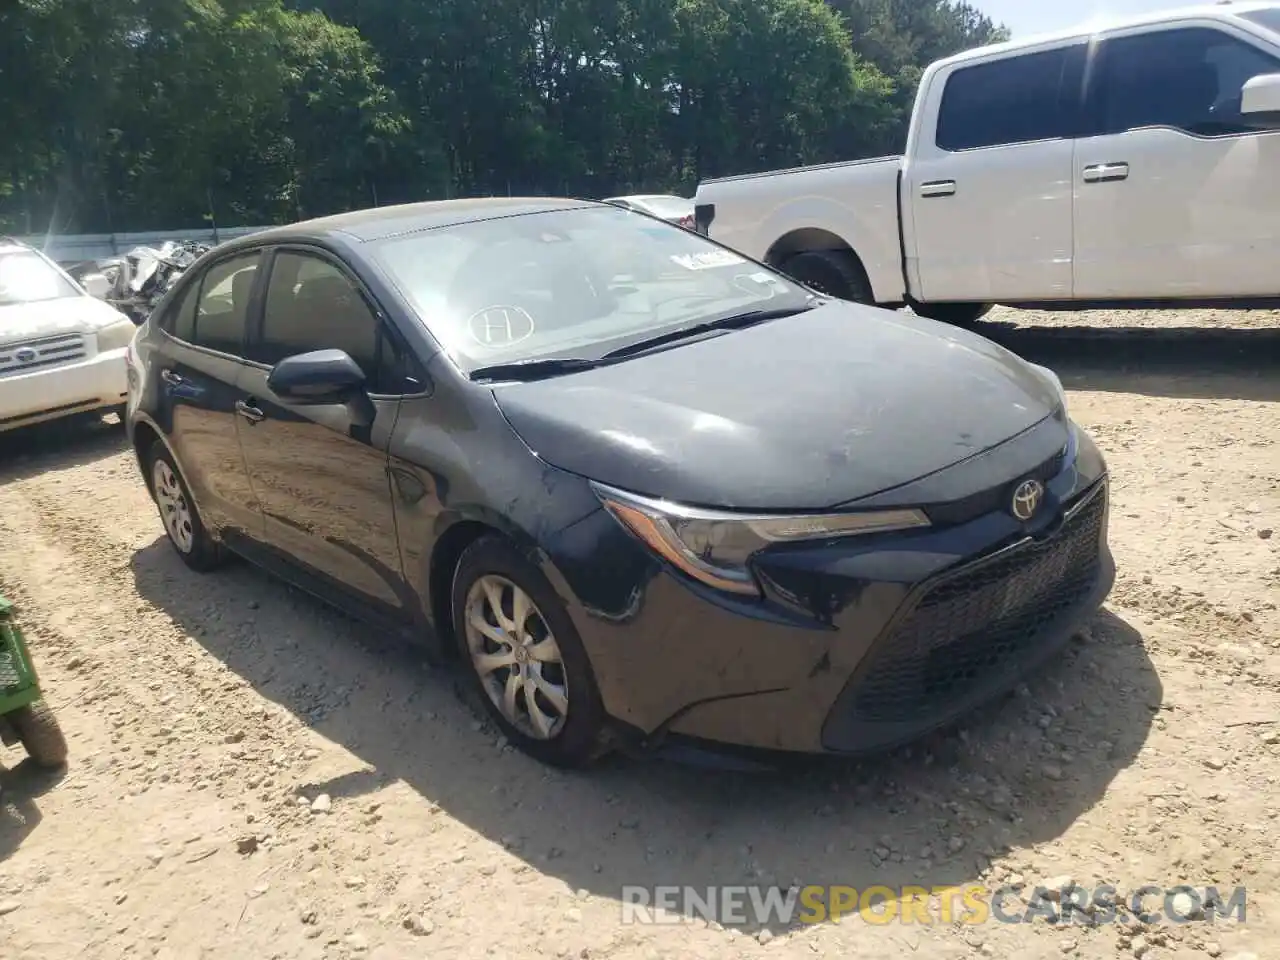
left=267, top=349, right=367, bottom=405
left=81, top=273, right=112, bottom=299
left=1240, top=72, right=1280, bottom=128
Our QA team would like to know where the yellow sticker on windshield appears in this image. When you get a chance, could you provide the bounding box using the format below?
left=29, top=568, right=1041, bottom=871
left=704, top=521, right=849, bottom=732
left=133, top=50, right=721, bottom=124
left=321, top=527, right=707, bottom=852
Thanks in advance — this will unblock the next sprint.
left=669, top=250, right=746, bottom=271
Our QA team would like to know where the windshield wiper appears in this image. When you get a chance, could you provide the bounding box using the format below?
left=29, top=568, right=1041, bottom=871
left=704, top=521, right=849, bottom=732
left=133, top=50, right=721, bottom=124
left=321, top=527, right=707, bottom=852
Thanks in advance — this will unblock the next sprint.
left=597, top=303, right=818, bottom=362
left=468, top=357, right=599, bottom=383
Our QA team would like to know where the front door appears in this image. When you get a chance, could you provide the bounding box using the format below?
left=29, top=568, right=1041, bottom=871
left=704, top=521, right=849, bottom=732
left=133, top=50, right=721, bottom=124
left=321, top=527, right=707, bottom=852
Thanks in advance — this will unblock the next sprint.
left=1073, top=23, right=1280, bottom=299
left=905, top=42, right=1085, bottom=303
left=235, top=247, right=410, bottom=619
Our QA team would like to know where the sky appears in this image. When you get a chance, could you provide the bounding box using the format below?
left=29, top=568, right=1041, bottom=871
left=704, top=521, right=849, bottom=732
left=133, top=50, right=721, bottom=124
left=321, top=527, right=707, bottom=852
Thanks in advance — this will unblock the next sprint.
left=974, top=0, right=1199, bottom=37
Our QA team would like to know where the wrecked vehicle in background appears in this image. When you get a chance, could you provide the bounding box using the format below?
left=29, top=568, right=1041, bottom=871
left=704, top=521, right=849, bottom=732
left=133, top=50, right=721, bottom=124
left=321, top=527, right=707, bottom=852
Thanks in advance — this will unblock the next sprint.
left=66, top=239, right=211, bottom=324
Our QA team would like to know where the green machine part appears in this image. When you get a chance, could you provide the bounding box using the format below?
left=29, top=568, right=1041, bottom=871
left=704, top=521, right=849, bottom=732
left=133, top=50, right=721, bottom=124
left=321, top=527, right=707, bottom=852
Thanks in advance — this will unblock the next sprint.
left=0, top=595, right=41, bottom=715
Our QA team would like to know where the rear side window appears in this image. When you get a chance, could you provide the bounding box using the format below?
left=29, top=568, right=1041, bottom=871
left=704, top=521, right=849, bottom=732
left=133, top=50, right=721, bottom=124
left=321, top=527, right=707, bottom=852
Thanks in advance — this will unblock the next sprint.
left=936, top=45, right=1083, bottom=151
left=167, top=282, right=198, bottom=342
left=1090, top=27, right=1280, bottom=137
left=192, top=253, right=261, bottom=356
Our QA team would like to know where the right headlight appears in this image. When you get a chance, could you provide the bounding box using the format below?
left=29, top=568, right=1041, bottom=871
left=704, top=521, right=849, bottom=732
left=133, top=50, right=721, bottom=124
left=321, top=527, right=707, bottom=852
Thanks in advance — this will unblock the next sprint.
left=1028, top=362, right=1068, bottom=416
left=96, top=317, right=137, bottom=353
left=592, top=482, right=930, bottom=596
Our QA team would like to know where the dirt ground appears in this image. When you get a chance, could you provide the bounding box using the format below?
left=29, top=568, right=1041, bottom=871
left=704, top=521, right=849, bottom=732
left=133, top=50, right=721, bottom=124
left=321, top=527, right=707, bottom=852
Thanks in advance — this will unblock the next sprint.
left=0, top=306, right=1277, bottom=960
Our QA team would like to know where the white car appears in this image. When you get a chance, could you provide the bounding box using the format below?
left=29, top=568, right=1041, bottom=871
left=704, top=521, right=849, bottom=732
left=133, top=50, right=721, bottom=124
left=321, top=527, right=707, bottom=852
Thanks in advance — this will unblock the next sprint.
left=694, top=1, right=1280, bottom=324
left=602, top=194, right=695, bottom=229
left=0, top=238, right=135, bottom=432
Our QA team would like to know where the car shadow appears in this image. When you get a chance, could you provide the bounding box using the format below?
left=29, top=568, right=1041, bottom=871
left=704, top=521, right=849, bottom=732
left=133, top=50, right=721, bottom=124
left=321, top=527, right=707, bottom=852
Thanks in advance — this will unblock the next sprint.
left=130, top=537, right=1159, bottom=934
left=0, top=413, right=129, bottom=484
left=966, top=317, right=1280, bottom=402
left=0, top=759, right=65, bottom=864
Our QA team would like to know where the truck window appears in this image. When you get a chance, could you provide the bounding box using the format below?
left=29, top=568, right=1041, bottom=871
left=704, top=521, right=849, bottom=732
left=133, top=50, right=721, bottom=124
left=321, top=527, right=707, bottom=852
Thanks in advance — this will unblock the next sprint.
left=935, top=45, right=1083, bottom=151
left=1090, top=27, right=1280, bottom=137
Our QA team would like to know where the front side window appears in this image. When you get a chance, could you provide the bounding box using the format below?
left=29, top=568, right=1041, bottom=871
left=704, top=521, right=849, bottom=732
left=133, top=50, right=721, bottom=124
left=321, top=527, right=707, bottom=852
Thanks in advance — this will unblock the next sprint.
left=370, top=205, right=809, bottom=375
left=192, top=253, right=261, bottom=356
left=0, top=250, right=81, bottom=306
left=1093, top=27, right=1280, bottom=136
left=935, top=45, right=1083, bottom=151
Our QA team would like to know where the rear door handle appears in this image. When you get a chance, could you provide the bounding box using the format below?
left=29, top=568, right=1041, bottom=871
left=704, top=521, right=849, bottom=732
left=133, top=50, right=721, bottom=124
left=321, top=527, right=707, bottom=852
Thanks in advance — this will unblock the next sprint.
left=1083, top=162, right=1129, bottom=183
left=235, top=399, right=265, bottom=424
left=160, top=369, right=185, bottom=387
left=920, top=180, right=957, bottom=198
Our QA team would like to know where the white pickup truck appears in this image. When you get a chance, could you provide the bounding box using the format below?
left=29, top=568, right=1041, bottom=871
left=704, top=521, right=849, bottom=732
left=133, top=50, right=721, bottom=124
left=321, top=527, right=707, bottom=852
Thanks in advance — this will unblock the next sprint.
left=693, top=1, right=1280, bottom=325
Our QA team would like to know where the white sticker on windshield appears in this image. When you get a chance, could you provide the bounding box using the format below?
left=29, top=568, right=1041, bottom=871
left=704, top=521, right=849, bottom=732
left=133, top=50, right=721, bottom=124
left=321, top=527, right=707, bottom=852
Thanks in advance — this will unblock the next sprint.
left=669, top=250, right=746, bottom=271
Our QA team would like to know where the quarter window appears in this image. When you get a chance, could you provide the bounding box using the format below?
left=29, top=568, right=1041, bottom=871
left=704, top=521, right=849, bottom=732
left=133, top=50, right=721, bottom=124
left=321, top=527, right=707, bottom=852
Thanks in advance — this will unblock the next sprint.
left=1091, top=27, right=1280, bottom=136
left=936, top=45, right=1083, bottom=151
left=190, top=253, right=261, bottom=355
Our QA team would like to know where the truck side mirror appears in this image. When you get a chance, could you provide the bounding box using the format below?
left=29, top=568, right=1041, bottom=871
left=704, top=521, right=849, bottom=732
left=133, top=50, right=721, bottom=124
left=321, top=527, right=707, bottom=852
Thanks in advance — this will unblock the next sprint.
left=1240, top=72, right=1280, bottom=128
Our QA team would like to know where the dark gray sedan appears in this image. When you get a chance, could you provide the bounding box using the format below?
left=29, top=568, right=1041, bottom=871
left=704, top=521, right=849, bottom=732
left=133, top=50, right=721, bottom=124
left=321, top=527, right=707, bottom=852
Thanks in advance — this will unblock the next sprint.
left=125, top=197, right=1113, bottom=767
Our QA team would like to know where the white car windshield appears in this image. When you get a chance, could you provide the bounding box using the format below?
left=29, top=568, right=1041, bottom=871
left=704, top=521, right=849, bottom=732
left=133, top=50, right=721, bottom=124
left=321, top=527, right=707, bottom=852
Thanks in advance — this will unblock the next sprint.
left=371, top=205, right=811, bottom=373
left=0, top=250, right=81, bottom=306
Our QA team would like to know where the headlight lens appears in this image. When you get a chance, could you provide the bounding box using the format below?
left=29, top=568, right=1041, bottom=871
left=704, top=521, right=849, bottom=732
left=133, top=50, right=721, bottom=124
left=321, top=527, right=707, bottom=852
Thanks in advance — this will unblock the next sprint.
left=97, top=317, right=136, bottom=352
left=592, top=483, right=931, bottom=596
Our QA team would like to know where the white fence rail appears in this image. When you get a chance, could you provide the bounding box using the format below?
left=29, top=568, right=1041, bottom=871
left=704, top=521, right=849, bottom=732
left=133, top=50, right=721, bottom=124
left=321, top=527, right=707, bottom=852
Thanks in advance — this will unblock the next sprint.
left=9, top=227, right=272, bottom=264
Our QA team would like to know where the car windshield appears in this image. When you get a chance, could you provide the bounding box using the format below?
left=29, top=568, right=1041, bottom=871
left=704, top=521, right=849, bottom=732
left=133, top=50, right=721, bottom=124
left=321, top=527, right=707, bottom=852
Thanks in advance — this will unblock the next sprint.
left=0, top=250, right=81, bottom=306
left=1239, top=7, right=1280, bottom=35
left=371, top=205, right=811, bottom=373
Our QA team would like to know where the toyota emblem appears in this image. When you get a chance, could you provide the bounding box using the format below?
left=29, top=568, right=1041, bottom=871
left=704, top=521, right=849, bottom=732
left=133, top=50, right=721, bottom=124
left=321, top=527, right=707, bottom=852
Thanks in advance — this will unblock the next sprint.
left=14, top=346, right=37, bottom=364
left=1010, top=478, right=1045, bottom=522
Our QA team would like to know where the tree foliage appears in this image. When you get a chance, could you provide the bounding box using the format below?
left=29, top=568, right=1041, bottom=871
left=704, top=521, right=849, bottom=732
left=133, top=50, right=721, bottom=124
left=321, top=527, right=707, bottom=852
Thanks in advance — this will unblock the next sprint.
left=0, top=0, right=1005, bottom=232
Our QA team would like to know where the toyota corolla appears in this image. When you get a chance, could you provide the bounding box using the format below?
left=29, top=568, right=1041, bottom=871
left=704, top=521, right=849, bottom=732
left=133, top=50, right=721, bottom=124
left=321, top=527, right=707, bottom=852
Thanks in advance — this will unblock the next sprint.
left=126, top=197, right=1114, bottom=768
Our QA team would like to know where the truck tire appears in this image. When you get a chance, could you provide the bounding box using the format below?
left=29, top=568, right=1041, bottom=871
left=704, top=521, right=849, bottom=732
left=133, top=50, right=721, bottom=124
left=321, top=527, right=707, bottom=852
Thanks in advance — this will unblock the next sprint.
left=911, top=302, right=994, bottom=327
left=11, top=699, right=68, bottom=768
left=780, top=250, right=873, bottom=303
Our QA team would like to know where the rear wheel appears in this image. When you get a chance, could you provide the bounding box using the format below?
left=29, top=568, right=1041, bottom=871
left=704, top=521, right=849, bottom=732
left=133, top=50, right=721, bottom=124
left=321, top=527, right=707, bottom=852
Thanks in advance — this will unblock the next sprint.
left=780, top=250, right=873, bottom=303
left=11, top=700, right=68, bottom=768
left=451, top=535, right=610, bottom=768
left=148, top=443, right=224, bottom=572
left=911, top=301, right=994, bottom=327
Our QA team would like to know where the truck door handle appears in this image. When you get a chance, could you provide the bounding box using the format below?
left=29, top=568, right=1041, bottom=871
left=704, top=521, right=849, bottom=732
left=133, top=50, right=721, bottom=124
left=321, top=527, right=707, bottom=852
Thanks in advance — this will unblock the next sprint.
left=235, top=399, right=265, bottom=424
left=160, top=369, right=185, bottom=387
left=920, top=180, right=957, bottom=198
left=1083, top=162, right=1129, bottom=183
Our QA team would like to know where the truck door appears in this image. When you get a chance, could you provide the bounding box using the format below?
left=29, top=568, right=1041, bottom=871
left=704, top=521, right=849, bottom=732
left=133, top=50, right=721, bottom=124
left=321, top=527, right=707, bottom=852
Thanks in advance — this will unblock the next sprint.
left=904, top=43, right=1085, bottom=304
left=1072, top=23, right=1280, bottom=300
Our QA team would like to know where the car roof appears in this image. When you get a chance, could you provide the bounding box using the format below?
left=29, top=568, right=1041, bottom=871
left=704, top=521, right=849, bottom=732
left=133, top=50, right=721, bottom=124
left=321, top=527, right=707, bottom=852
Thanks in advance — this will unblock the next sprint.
left=936, top=1, right=1279, bottom=66
left=224, top=197, right=600, bottom=252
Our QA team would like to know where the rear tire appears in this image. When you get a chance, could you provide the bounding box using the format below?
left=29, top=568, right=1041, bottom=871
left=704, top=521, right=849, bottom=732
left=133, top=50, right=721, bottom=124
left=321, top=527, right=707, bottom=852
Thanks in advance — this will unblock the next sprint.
left=911, top=301, right=994, bottom=327
left=147, top=442, right=224, bottom=572
left=780, top=250, right=873, bottom=303
left=11, top=700, right=68, bottom=768
left=451, top=535, right=610, bottom=768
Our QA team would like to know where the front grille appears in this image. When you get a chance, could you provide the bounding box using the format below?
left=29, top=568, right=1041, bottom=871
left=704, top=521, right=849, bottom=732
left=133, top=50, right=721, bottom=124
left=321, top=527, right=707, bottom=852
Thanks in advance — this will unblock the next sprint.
left=850, top=481, right=1107, bottom=723
left=0, top=333, right=88, bottom=378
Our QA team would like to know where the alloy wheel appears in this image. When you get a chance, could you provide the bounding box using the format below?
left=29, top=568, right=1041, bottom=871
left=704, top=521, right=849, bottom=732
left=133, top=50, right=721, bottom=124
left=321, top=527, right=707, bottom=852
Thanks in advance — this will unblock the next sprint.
left=152, top=459, right=195, bottom=554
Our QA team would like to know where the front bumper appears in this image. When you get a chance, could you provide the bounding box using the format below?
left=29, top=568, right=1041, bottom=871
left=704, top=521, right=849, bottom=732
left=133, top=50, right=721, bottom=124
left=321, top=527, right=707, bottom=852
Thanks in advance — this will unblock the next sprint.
left=544, top=426, right=1113, bottom=757
left=0, top=346, right=128, bottom=432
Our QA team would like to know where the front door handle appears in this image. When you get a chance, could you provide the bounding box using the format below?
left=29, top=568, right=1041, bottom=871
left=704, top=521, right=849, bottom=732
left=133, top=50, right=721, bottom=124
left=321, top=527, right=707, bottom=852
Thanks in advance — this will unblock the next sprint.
left=235, top=399, right=265, bottom=424
left=1083, top=162, right=1129, bottom=183
left=160, top=369, right=185, bottom=387
left=920, top=180, right=957, bottom=198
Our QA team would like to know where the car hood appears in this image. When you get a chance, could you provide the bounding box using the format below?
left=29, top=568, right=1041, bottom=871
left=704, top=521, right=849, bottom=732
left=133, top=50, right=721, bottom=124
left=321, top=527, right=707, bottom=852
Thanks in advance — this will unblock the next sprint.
left=0, top=295, right=130, bottom=348
left=492, top=302, right=1062, bottom=510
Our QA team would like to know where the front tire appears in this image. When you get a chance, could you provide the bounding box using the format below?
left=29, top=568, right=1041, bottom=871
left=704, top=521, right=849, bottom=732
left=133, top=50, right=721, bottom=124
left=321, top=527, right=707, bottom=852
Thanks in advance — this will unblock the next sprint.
left=147, top=443, right=224, bottom=572
left=911, top=301, right=994, bottom=327
left=780, top=250, right=873, bottom=303
left=11, top=700, right=68, bottom=768
left=451, top=535, right=609, bottom=768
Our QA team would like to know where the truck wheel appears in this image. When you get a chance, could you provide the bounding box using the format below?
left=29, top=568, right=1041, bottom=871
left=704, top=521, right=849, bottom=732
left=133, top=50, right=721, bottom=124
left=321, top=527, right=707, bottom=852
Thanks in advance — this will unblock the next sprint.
left=781, top=250, right=872, bottom=303
left=11, top=699, right=68, bottom=768
left=911, top=302, right=994, bottom=327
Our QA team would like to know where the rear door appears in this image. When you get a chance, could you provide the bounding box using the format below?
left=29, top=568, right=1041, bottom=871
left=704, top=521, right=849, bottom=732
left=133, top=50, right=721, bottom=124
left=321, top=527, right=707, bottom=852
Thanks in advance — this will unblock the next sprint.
left=151, top=250, right=265, bottom=543
left=904, top=42, right=1086, bottom=303
left=1072, top=22, right=1280, bottom=298
left=235, top=246, right=414, bottom=621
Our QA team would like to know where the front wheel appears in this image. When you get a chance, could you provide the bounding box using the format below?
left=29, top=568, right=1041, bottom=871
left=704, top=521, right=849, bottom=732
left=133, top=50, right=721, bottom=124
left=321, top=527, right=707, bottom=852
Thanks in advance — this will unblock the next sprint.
left=11, top=700, right=68, bottom=768
left=911, top=301, right=994, bottom=327
left=451, top=536, right=610, bottom=768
